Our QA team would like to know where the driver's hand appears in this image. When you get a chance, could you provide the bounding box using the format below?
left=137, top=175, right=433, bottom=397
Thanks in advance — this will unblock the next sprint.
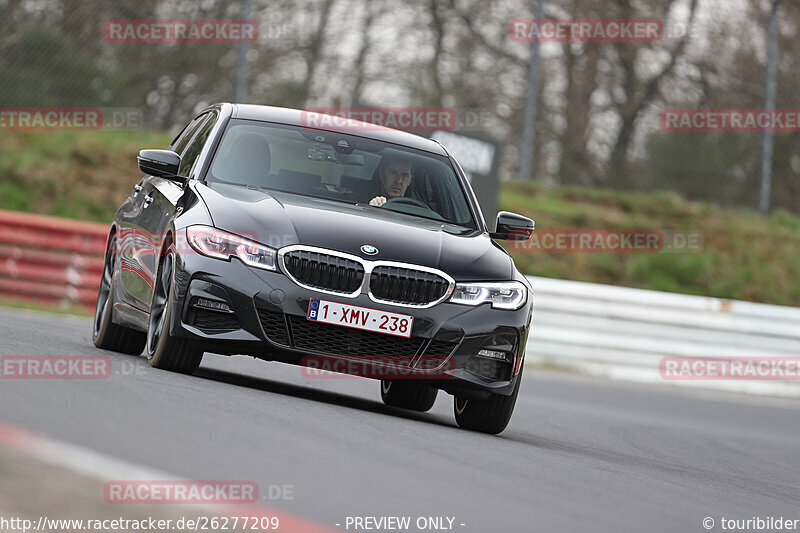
left=369, top=196, right=387, bottom=207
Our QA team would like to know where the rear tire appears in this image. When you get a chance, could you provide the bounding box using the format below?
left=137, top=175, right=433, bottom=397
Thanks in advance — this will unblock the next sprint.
left=92, top=234, right=146, bottom=355
left=453, top=370, right=523, bottom=435
left=146, top=245, right=203, bottom=374
left=381, top=380, right=438, bottom=412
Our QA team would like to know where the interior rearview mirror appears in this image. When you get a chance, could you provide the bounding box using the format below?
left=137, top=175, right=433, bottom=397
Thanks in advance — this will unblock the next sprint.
left=137, top=149, right=184, bottom=181
left=490, top=211, right=535, bottom=241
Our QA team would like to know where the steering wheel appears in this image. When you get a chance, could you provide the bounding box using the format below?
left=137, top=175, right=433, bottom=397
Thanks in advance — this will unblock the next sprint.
left=384, top=197, right=430, bottom=209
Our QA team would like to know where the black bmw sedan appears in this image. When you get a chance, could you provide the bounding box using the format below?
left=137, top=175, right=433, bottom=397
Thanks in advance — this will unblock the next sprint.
left=92, top=103, right=534, bottom=434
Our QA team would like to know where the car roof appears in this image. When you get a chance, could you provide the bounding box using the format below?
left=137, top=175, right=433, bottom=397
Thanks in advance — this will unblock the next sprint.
left=229, top=103, right=448, bottom=156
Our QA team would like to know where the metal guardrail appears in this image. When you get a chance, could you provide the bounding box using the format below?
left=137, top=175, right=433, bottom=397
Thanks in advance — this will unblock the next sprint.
left=0, top=210, right=107, bottom=311
left=525, top=276, right=800, bottom=397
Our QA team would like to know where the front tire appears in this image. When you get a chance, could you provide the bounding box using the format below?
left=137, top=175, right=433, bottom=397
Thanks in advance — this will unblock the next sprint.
left=453, top=370, right=523, bottom=434
left=380, top=380, right=438, bottom=412
left=92, top=234, right=146, bottom=355
left=146, top=245, right=203, bottom=373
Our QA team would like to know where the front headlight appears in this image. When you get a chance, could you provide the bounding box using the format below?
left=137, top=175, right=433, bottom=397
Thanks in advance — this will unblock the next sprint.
left=449, top=281, right=527, bottom=310
left=186, top=226, right=276, bottom=271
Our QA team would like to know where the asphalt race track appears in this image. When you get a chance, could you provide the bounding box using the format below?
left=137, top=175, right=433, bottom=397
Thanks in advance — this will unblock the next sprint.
left=1, top=306, right=798, bottom=533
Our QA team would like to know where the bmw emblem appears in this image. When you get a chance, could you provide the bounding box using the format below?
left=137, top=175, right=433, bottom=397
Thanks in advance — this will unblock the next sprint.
left=361, top=244, right=378, bottom=256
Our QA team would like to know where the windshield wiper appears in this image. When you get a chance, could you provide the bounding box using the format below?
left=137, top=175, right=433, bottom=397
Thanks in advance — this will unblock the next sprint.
left=367, top=204, right=474, bottom=229
left=244, top=184, right=359, bottom=206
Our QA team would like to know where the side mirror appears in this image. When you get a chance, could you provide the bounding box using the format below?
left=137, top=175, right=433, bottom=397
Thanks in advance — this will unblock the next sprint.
left=490, top=211, right=535, bottom=241
left=137, top=149, right=184, bottom=181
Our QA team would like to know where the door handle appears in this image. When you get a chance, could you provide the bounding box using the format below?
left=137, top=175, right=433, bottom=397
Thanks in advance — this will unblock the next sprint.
left=143, top=195, right=154, bottom=208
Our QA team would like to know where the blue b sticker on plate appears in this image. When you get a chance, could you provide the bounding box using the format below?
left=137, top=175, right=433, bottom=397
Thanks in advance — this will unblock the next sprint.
left=307, top=298, right=320, bottom=321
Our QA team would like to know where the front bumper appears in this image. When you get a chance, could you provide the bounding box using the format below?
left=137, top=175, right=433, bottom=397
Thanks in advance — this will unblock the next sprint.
left=169, top=252, right=531, bottom=397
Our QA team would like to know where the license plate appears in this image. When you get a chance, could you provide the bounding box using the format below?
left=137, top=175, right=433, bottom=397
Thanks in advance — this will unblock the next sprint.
left=306, top=298, right=414, bottom=338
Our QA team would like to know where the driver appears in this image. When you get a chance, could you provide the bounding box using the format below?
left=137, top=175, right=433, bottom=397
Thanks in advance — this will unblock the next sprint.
left=368, top=156, right=414, bottom=206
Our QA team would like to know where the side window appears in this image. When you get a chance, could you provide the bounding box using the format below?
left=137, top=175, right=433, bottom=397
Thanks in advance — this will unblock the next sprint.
left=178, top=112, right=218, bottom=177
left=170, top=114, right=207, bottom=156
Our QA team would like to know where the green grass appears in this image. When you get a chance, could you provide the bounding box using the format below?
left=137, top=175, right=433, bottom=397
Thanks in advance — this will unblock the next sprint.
left=499, top=181, right=800, bottom=306
left=0, top=129, right=171, bottom=222
left=0, top=297, right=92, bottom=317
left=1, top=130, right=799, bottom=307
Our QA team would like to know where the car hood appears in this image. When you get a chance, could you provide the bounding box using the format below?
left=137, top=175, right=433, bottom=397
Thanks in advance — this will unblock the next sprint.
left=194, top=182, right=513, bottom=281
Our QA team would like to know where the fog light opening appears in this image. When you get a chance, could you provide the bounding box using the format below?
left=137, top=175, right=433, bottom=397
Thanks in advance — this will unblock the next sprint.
left=194, top=298, right=232, bottom=313
left=477, top=348, right=510, bottom=362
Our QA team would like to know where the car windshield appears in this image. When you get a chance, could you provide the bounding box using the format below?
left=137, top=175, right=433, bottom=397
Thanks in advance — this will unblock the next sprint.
left=206, top=119, right=476, bottom=228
